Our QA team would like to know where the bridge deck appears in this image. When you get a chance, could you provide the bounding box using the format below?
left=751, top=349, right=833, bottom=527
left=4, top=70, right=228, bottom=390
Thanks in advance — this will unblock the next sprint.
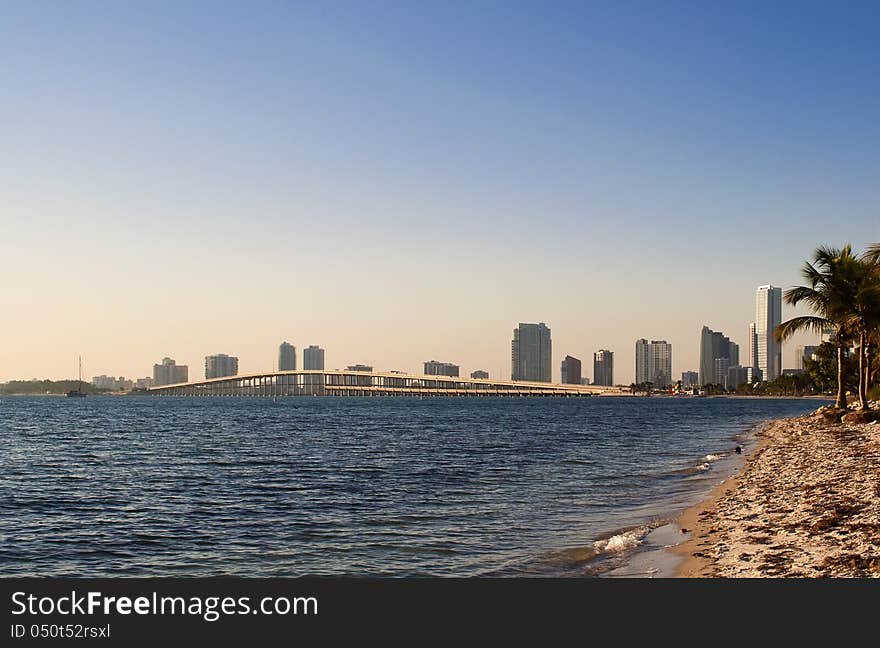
left=147, top=370, right=619, bottom=397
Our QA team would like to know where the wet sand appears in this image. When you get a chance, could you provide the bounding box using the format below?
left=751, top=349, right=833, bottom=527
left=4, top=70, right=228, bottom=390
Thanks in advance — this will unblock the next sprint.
left=673, top=410, right=880, bottom=577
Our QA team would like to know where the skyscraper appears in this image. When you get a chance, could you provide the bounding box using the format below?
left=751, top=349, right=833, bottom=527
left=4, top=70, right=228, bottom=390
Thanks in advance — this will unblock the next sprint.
left=636, top=339, right=672, bottom=387
left=303, top=345, right=325, bottom=370
left=511, top=323, right=551, bottom=382
left=728, top=342, right=740, bottom=367
left=635, top=339, right=650, bottom=384
left=747, top=322, right=758, bottom=371
left=205, top=354, right=238, bottom=379
left=648, top=340, right=673, bottom=387
left=699, top=326, right=736, bottom=386
left=560, top=355, right=582, bottom=385
left=153, top=357, right=188, bottom=386
left=278, top=341, right=296, bottom=371
left=681, top=371, right=699, bottom=387
left=593, top=350, right=614, bottom=386
left=756, top=284, right=783, bottom=381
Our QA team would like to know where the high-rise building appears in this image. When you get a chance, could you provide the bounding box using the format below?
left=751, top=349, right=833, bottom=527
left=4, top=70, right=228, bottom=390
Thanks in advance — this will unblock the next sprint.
left=424, top=360, right=459, bottom=377
left=135, top=377, right=154, bottom=389
left=714, top=357, right=731, bottom=386
left=747, top=322, right=758, bottom=371
left=648, top=340, right=672, bottom=387
left=795, top=345, right=820, bottom=370
left=756, top=284, right=783, bottom=381
left=681, top=371, right=699, bottom=387
left=303, top=346, right=325, bottom=370
left=153, top=357, right=188, bottom=386
left=635, top=339, right=650, bottom=384
left=729, top=342, right=740, bottom=367
left=205, top=354, right=238, bottom=379
left=593, top=350, right=614, bottom=386
left=727, top=365, right=749, bottom=389
left=636, top=339, right=672, bottom=387
left=470, top=370, right=489, bottom=379
left=278, top=342, right=296, bottom=371
left=699, top=326, right=737, bottom=386
left=511, top=323, right=551, bottom=382
left=560, top=355, right=582, bottom=385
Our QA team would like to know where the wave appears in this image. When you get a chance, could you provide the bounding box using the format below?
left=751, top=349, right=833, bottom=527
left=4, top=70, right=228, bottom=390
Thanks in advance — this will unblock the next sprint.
left=704, top=453, right=724, bottom=462
left=592, top=525, right=650, bottom=555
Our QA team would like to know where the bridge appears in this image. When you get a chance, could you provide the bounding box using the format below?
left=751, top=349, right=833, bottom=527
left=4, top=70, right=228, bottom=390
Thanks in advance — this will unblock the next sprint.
left=146, top=370, right=623, bottom=397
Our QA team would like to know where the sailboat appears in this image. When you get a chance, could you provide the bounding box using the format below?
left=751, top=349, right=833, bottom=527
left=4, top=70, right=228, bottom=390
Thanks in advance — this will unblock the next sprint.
left=66, top=356, right=87, bottom=397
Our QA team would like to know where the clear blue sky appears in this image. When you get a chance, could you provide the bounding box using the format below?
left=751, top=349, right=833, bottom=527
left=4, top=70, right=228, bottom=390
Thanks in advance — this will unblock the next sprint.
left=2, top=1, right=879, bottom=382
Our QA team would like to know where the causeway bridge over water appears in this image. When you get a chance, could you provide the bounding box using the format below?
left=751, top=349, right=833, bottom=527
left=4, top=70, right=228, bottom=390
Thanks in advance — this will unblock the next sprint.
left=147, top=370, right=622, bottom=397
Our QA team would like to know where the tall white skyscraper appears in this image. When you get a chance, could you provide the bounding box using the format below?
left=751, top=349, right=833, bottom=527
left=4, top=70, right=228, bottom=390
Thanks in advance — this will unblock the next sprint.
left=756, top=285, right=782, bottom=381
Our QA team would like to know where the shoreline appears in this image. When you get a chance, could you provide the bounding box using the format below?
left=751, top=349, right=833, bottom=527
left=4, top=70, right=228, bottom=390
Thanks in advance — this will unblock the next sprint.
left=670, top=409, right=880, bottom=577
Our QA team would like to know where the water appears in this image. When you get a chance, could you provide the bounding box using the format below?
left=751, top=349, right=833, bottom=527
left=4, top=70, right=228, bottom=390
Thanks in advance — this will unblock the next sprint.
left=0, top=396, right=822, bottom=577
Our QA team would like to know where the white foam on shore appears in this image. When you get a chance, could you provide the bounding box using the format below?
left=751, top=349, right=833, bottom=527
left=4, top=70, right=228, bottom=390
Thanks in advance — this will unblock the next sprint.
left=697, top=462, right=711, bottom=471
left=704, top=453, right=724, bottom=462
left=593, top=527, right=649, bottom=554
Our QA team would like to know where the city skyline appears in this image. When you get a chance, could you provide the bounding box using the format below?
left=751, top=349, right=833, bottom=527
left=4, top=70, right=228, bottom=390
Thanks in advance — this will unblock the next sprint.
left=6, top=293, right=823, bottom=386
left=4, top=3, right=875, bottom=384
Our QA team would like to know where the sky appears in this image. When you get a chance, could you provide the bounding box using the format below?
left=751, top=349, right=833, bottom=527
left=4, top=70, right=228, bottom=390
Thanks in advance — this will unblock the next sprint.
left=2, top=1, right=879, bottom=384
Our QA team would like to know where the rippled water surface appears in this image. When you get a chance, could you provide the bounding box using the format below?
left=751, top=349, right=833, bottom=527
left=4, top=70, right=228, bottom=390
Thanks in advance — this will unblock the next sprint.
left=0, top=396, right=821, bottom=576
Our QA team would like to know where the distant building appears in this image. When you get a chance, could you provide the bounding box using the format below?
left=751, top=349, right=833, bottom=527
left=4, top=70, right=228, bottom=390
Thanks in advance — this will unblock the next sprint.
left=726, top=365, right=749, bottom=389
left=821, top=327, right=836, bottom=344
left=560, top=355, right=582, bottom=385
left=153, top=357, right=188, bottom=386
left=636, top=339, right=672, bottom=387
left=424, top=360, right=460, bottom=377
left=795, top=345, right=820, bottom=370
left=747, top=322, right=758, bottom=372
left=746, top=367, right=763, bottom=383
left=635, top=339, right=650, bottom=384
left=303, top=345, right=325, bottom=370
left=581, top=377, right=591, bottom=385
left=511, top=323, right=551, bottom=382
left=278, top=342, right=297, bottom=371
left=728, top=342, right=740, bottom=367
left=681, top=371, right=699, bottom=387
left=782, top=368, right=805, bottom=377
left=346, top=364, right=373, bottom=372
left=714, top=357, right=731, bottom=387
left=470, top=370, right=489, bottom=380
left=648, top=340, right=672, bottom=387
left=135, top=377, right=154, bottom=389
left=699, top=326, right=737, bottom=387
left=205, top=354, right=238, bottom=379
left=756, top=285, right=783, bottom=381
left=91, top=375, right=116, bottom=390
left=593, top=350, right=614, bottom=386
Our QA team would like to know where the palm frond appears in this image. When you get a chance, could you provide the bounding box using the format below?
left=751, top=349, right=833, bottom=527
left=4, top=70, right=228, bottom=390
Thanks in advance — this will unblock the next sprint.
left=774, top=316, right=829, bottom=343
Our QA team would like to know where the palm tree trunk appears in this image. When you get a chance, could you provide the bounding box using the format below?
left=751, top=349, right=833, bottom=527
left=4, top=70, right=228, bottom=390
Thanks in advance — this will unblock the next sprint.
left=836, top=341, right=848, bottom=409
left=864, top=338, right=872, bottom=407
left=859, top=331, right=869, bottom=409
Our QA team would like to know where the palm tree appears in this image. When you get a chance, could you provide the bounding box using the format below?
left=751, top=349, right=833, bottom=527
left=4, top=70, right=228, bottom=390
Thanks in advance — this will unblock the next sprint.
left=858, top=244, right=880, bottom=402
left=775, top=245, right=863, bottom=409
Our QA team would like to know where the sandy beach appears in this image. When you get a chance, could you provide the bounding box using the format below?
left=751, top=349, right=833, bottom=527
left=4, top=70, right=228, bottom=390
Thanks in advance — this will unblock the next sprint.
left=674, top=408, right=880, bottom=577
